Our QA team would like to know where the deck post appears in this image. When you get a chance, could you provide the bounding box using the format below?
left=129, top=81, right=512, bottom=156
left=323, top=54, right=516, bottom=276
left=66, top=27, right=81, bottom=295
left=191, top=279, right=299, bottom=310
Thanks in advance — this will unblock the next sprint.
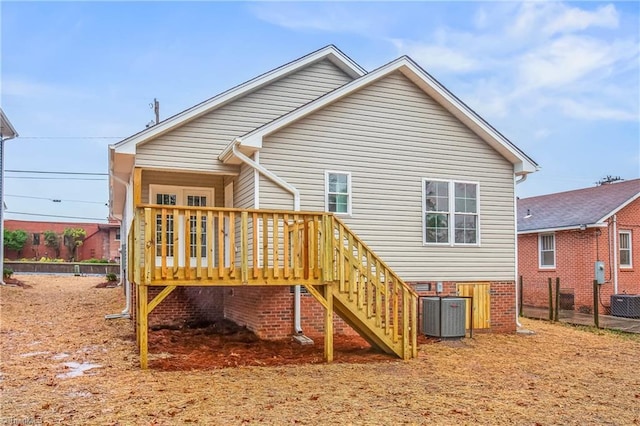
left=402, top=289, right=410, bottom=360
left=324, top=283, right=334, bottom=362
left=139, top=283, right=148, bottom=369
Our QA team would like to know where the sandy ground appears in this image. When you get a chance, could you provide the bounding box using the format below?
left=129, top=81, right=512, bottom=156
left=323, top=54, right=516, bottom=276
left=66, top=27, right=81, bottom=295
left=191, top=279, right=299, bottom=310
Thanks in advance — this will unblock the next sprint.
left=1, top=275, right=639, bottom=425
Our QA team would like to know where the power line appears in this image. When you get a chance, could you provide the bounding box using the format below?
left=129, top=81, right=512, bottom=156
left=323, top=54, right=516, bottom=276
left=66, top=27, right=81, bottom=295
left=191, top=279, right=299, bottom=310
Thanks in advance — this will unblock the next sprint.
left=6, top=211, right=107, bottom=221
left=17, top=136, right=123, bottom=140
left=4, top=176, right=107, bottom=181
left=6, top=169, right=108, bottom=176
left=5, top=194, right=107, bottom=205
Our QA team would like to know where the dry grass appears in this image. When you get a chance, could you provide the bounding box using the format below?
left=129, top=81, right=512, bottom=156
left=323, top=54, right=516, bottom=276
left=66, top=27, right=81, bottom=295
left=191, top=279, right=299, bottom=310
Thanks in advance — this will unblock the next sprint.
left=1, top=275, right=639, bottom=425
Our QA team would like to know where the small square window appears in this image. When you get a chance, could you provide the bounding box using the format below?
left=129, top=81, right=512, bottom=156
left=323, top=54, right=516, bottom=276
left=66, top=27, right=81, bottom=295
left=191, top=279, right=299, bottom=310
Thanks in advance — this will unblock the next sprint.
left=33, top=233, right=40, bottom=246
left=325, top=171, right=351, bottom=215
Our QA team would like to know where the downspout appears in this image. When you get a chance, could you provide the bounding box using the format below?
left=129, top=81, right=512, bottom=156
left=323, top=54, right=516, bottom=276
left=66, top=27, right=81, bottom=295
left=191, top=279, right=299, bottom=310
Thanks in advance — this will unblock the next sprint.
left=105, top=172, right=131, bottom=319
left=514, top=173, right=527, bottom=327
left=0, top=133, right=17, bottom=285
left=612, top=214, right=618, bottom=294
left=230, top=142, right=306, bottom=335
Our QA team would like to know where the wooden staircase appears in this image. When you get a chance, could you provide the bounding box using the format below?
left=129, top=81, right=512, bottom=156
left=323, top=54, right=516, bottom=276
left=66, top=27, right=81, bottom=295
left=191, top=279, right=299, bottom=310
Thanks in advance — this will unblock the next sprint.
left=307, top=216, right=418, bottom=360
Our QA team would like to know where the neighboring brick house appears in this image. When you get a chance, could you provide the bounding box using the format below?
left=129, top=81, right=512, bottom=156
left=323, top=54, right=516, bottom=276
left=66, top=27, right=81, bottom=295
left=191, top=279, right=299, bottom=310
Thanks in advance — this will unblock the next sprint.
left=517, top=179, right=640, bottom=312
left=4, top=219, right=121, bottom=262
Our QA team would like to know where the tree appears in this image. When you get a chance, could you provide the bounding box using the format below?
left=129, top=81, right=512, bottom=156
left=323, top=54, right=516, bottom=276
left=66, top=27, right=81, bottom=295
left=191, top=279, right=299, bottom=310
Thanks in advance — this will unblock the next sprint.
left=4, top=229, right=28, bottom=257
left=63, top=228, right=86, bottom=261
left=43, top=230, right=61, bottom=259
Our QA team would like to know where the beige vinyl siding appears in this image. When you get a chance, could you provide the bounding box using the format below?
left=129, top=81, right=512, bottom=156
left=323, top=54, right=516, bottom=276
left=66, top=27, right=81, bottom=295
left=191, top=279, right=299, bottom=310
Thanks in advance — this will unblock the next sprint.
left=233, top=162, right=256, bottom=209
left=141, top=170, right=224, bottom=206
left=258, top=71, right=516, bottom=281
left=136, top=60, right=353, bottom=172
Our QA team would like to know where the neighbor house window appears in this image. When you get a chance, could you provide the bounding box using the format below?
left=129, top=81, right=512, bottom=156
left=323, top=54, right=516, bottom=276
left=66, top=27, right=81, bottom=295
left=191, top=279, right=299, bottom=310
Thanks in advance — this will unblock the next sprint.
left=619, top=230, right=632, bottom=268
left=423, top=179, right=479, bottom=245
left=325, top=171, right=351, bottom=214
left=33, top=233, right=40, bottom=246
left=539, top=233, right=555, bottom=268
left=114, top=228, right=121, bottom=241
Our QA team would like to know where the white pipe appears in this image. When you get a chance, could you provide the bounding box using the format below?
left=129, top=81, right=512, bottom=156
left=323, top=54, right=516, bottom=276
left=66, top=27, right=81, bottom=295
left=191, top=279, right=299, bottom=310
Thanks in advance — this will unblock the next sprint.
left=230, top=142, right=304, bottom=334
left=105, top=172, right=131, bottom=319
left=514, top=173, right=528, bottom=327
left=0, top=134, right=16, bottom=285
left=612, top=214, right=618, bottom=294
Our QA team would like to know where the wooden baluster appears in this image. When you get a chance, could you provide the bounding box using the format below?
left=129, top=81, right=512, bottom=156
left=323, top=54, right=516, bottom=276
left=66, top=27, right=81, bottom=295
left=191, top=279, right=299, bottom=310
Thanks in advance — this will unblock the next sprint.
left=143, top=208, right=152, bottom=285
left=283, top=214, right=290, bottom=279
left=207, top=211, right=214, bottom=279
left=357, top=242, right=364, bottom=310
left=218, top=211, right=224, bottom=279
left=402, top=289, right=410, bottom=360
left=293, top=215, right=300, bottom=279
left=366, top=251, right=373, bottom=319
left=195, top=210, right=202, bottom=279
left=313, top=216, right=320, bottom=279
left=338, top=224, right=345, bottom=292
left=348, top=233, right=354, bottom=301
left=241, top=212, right=248, bottom=284
left=392, top=279, right=399, bottom=343
left=252, top=212, right=259, bottom=279
left=184, top=209, right=191, bottom=280
left=383, top=268, right=390, bottom=335
left=374, top=259, right=381, bottom=327
left=160, top=208, right=167, bottom=280
left=262, top=213, right=269, bottom=279
left=272, top=213, right=279, bottom=279
left=228, top=212, right=235, bottom=278
left=303, top=216, right=309, bottom=280
left=172, top=208, right=180, bottom=278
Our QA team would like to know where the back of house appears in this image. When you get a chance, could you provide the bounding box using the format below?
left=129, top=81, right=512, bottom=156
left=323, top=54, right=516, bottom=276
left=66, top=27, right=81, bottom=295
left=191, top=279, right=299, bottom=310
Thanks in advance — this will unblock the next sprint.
left=110, top=46, right=538, bottom=364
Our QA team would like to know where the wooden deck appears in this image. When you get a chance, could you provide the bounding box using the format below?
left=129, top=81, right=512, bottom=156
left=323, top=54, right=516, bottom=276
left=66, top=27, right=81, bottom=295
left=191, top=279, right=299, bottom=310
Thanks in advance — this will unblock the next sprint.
left=129, top=205, right=418, bottom=368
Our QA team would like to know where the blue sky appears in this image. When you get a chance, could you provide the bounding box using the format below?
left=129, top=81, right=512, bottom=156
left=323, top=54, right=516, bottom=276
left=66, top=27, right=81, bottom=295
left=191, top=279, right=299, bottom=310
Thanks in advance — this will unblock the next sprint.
left=2, top=1, right=638, bottom=223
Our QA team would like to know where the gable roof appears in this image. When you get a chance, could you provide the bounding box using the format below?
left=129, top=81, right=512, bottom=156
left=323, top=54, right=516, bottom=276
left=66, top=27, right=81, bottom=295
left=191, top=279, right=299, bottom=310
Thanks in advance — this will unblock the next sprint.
left=517, top=178, right=640, bottom=233
left=112, top=45, right=365, bottom=154
left=222, top=56, right=538, bottom=175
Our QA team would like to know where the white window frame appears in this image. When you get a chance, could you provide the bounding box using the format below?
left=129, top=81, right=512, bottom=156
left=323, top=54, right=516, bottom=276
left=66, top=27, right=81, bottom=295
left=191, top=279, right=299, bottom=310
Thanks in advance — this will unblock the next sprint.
left=422, top=178, right=480, bottom=246
left=619, top=230, right=632, bottom=268
left=538, top=233, right=556, bottom=269
left=324, top=171, right=352, bottom=216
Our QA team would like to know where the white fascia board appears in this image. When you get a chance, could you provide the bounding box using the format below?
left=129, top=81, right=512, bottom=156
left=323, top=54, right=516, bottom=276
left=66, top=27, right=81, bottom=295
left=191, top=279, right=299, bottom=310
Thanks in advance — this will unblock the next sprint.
left=239, top=57, right=539, bottom=175
left=113, top=46, right=366, bottom=153
left=518, top=223, right=607, bottom=235
left=596, top=192, right=640, bottom=223
left=0, top=108, right=18, bottom=139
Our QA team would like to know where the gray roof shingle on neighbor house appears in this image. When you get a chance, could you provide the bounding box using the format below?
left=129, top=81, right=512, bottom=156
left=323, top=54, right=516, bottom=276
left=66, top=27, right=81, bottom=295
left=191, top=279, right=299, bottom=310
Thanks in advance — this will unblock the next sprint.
left=517, top=178, right=640, bottom=233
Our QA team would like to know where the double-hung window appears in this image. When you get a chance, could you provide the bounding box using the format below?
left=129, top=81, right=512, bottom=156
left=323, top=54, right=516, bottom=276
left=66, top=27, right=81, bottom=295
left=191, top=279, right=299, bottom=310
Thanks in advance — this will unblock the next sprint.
left=539, top=233, right=555, bottom=268
left=325, top=171, right=351, bottom=215
left=423, top=179, right=479, bottom=245
left=619, top=230, right=632, bottom=268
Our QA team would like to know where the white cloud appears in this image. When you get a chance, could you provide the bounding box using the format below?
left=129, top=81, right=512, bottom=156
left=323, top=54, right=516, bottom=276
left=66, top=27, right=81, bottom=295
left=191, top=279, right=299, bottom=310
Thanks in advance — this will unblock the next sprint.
left=509, top=2, right=619, bottom=38
left=557, top=99, right=639, bottom=121
left=391, top=39, right=480, bottom=73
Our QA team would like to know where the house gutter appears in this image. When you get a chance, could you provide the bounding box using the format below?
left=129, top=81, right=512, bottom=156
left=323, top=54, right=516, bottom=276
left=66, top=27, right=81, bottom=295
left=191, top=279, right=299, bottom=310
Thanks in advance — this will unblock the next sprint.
left=0, top=131, right=18, bottom=286
left=514, top=173, right=528, bottom=328
left=229, top=141, right=308, bottom=338
left=612, top=214, right=618, bottom=294
left=105, top=171, right=131, bottom=319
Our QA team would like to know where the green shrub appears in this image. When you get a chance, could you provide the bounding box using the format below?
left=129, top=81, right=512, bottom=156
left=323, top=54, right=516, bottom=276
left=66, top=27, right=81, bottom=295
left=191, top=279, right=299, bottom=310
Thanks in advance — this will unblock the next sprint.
left=105, top=273, right=118, bottom=282
left=3, top=268, right=13, bottom=279
left=81, top=258, right=110, bottom=264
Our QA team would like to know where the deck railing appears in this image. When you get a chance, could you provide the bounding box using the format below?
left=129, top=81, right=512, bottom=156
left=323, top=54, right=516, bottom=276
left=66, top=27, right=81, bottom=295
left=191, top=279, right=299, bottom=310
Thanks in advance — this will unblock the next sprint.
left=133, top=205, right=332, bottom=286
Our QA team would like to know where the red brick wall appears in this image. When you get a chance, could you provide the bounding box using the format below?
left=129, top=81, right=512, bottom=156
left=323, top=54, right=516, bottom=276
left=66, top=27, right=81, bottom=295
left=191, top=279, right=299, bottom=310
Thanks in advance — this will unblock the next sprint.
left=518, top=199, right=640, bottom=312
left=224, top=286, right=357, bottom=339
left=411, top=281, right=516, bottom=334
left=4, top=219, right=118, bottom=261
left=130, top=284, right=224, bottom=329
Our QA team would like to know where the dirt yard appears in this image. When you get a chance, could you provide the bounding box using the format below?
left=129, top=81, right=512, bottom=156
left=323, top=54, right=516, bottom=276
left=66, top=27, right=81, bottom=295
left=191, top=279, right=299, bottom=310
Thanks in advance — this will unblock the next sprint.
left=1, top=275, right=639, bottom=425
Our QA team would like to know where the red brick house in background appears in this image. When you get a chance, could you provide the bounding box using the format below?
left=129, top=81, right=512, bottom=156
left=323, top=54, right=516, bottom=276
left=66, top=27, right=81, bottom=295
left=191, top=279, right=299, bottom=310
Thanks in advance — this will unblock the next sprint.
left=517, top=179, right=640, bottom=313
left=4, top=219, right=121, bottom=262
